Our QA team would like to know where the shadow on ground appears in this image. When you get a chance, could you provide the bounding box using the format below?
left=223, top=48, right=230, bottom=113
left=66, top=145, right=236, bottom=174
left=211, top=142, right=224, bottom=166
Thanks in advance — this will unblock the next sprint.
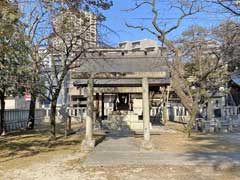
left=0, top=122, right=83, bottom=163
left=182, top=133, right=240, bottom=170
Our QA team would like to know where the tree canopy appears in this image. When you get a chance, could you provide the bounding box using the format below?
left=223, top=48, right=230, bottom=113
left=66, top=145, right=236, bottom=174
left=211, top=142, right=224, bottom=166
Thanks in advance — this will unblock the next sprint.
left=0, top=0, right=29, bottom=134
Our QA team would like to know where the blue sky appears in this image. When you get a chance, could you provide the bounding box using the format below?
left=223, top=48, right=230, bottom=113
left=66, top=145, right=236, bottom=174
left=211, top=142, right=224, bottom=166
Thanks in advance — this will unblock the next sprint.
left=20, top=0, right=238, bottom=47
left=101, top=0, right=237, bottom=47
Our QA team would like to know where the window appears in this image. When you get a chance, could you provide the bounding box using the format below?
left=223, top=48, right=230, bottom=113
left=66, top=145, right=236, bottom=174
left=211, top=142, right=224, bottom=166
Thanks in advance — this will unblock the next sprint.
left=132, top=48, right=141, bottom=52
left=146, top=47, right=155, bottom=51
left=214, top=109, right=221, bottom=118
left=119, top=43, right=126, bottom=48
left=132, top=41, right=140, bottom=48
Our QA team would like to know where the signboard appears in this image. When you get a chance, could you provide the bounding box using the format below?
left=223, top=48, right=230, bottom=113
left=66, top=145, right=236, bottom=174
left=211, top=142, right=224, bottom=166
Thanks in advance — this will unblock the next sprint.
left=59, top=105, right=69, bottom=119
left=25, top=94, right=31, bottom=101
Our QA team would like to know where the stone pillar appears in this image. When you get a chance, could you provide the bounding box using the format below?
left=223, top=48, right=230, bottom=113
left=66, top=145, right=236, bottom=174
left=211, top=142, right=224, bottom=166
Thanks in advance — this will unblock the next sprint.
left=207, top=99, right=213, bottom=120
left=96, top=93, right=100, bottom=119
left=101, top=93, right=104, bottom=121
left=81, top=77, right=95, bottom=151
left=141, top=77, right=152, bottom=150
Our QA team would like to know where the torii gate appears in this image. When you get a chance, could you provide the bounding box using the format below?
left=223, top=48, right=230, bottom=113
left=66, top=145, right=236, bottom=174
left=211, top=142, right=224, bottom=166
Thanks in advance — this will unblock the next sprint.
left=80, top=72, right=167, bottom=151
left=73, top=50, right=169, bottom=151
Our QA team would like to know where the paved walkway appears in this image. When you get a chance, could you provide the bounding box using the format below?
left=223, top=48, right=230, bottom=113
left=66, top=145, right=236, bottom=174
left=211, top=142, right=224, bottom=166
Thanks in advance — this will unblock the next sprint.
left=84, top=133, right=240, bottom=167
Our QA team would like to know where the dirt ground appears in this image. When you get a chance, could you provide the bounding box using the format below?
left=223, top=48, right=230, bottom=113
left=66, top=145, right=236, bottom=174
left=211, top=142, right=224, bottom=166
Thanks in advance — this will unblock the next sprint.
left=135, top=132, right=240, bottom=153
left=1, top=122, right=240, bottom=180
left=2, top=154, right=240, bottom=180
left=134, top=121, right=240, bottom=153
left=0, top=122, right=101, bottom=171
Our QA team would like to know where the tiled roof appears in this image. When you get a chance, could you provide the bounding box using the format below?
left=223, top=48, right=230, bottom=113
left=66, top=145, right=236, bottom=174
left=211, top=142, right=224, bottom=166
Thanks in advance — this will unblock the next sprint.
left=74, top=53, right=168, bottom=73
left=231, top=73, right=240, bottom=86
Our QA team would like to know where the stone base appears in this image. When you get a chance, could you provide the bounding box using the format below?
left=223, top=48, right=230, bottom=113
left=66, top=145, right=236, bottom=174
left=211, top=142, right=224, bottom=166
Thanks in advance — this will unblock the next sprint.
left=81, top=139, right=96, bottom=152
left=106, top=113, right=152, bottom=131
left=141, top=140, right=153, bottom=151
left=1, top=130, right=6, bottom=136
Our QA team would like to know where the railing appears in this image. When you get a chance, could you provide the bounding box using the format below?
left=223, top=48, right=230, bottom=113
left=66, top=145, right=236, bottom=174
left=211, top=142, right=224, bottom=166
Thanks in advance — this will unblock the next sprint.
left=1, top=109, right=46, bottom=132
left=199, top=106, right=240, bottom=132
left=167, top=104, right=190, bottom=123
left=223, top=106, right=240, bottom=118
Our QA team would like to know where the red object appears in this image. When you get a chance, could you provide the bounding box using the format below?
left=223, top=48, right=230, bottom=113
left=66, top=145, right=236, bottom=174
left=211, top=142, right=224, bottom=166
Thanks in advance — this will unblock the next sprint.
left=25, top=94, right=31, bottom=101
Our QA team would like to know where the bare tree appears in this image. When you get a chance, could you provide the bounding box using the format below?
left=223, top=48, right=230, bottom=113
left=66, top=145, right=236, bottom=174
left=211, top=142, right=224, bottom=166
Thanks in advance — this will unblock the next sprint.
left=213, top=0, right=240, bottom=16
left=212, top=21, right=240, bottom=72
left=125, top=0, right=204, bottom=136
left=19, top=0, right=49, bottom=130
left=126, top=0, right=239, bottom=136
left=38, top=0, right=113, bottom=139
left=17, top=0, right=112, bottom=139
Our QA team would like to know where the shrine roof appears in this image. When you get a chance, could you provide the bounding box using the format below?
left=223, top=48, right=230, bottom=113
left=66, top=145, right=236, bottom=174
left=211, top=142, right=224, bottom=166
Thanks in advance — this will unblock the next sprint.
left=231, top=73, right=240, bottom=86
left=73, top=52, right=168, bottom=73
left=73, top=78, right=170, bottom=87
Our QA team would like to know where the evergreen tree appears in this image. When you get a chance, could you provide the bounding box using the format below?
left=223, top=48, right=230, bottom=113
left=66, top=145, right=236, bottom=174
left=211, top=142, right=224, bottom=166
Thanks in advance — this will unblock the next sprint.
left=0, top=0, right=29, bottom=135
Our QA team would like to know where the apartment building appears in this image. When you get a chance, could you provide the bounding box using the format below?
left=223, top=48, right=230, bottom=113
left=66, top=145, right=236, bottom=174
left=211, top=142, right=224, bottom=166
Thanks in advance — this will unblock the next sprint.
left=118, top=39, right=162, bottom=52
left=52, top=10, right=97, bottom=49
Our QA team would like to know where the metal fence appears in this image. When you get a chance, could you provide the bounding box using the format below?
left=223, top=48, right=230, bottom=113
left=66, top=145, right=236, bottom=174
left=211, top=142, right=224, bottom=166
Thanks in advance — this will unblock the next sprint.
left=1, top=109, right=46, bottom=132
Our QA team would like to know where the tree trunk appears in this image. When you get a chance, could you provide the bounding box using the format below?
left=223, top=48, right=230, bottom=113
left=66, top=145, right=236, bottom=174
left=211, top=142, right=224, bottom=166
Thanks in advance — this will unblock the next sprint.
left=187, top=102, right=198, bottom=137
left=162, top=105, right=168, bottom=125
left=171, top=70, right=194, bottom=113
left=0, top=91, right=6, bottom=136
left=163, top=86, right=170, bottom=125
left=50, top=99, right=57, bottom=139
left=27, top=94, right=36, bottom=130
